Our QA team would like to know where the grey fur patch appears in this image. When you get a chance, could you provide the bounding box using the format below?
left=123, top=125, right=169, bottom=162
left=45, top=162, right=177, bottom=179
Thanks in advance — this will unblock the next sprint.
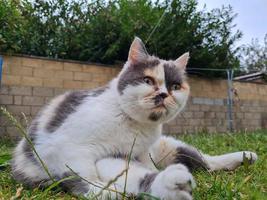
left=175, top=146, right=209, bottom=172
left=46, top=90, right=89, bottom=132
left=59, top=172, right=89, bottom=195
left=118, top=58, right=160, bottom=94
left=12, top=121, right=42, bottom=187
left=139, top=172, right=158, bottom=192
left=163, top=63, right=185, bottom=91
left=148, top=112, right=163, bottom=121
left=21, top=121, right=39, bottom=165
left=11, top=167, right=39, bottom=188
left=90, top=86, right=108, bottom=97
left=46, top=87, right=108, bottom=133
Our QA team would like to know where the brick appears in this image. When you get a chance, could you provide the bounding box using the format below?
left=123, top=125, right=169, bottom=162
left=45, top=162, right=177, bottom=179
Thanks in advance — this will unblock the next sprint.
left=0, top=115, right=16, bottom=127
left=204, top=112, right=215, bottom=119
left=82, top=82, right=99, bottom=89
left=200, top=105, right=211, bottom=112
left=182, top=112, right=193, bottom=118
left=6, top=127, right=21, bottom=139
left=14, top=96, right=22, bottom=105
left=162, top=124, right=170, bottom=134
left=0, top=85, right=10, bottom=94
left=167, top=118, right=177, bottom=126
left=74, top=72, right=92, bottom=81
left=10, top=66, right=33, bottom=76
left=192, top=97, right=205, bottom=105
left=55, top=71, right=73, bottom=80
left=33, top=87, right=54, bottom=97
left=188, top=119, right=201, bottom=126
left=31, top=106, right=42, bottom=115
left=7, top=56, right=22, bottom=65
left=34, top=69, right=55, bottom=78
left=215, top=112, right=225, bottom=119
left=176, top=118, right=188, bottom=125
left=183, top=126, right=195, bottom=134
left=23, top=96, right=44, bottom=106
left=0, top=127, right=6, bottom=137
left=111, top=68, right=120, bottom=75
left=43, top=60, right=64, bottom=70
left=204, top=98, right=215, bottom=105
left=203, top=119, right=213, bottom=125
left=0, top=95, right=13, bottom=104
left=244, top=113, right=254, bottom=119
left=2, top=75, right=21, bottom=85
left=64, top=62, right=83, bottom=71
left=187, top=105, right=199, bottom=111
left=63, top=80, right=82, bottom=89
left=194, top=112, right=204, bottom=118
left=216, top=126, right=227, bottom=133
left=207, top=126, right=216, bottom=133
left=9, top=86, right=32, bottom=95
left=83, top=65, right=103, bottom=73
left=214, top=99, right=224, bottom=106
left=45, top=97, right=53, bottom=103
left=6, top=105, right=31, bottom=115
left=22, top=77, right=43, bottom=87
left=2, top=63, right=11, bottom=74
left=43, top=79, right=63, bottom=88
left=169, top=126, right=182, bottom=134
left=92, top=74, right=109, bottom=82
left=22, top=58, right=43, bottom=68
left=54, top=88, right=68, bottom=96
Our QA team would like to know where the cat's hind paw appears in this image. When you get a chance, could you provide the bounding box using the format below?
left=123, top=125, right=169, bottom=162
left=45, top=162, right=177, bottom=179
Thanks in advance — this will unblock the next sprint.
left=242, top=151, right=258, bottom=164
left=151, top=164, right=195, bottom=200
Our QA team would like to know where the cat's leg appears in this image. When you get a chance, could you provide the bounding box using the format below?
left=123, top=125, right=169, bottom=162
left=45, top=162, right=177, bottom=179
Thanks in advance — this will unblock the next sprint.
left=96, top=158, right=195, bottom=200
left=149, top=136, right=257, bottom=171
left=12, top=140, right=116, bottom=199
left=203, top=151, right=258, bottom=171
left=149, top=136, right=209, bottom=171
left=54, top=159, right=120, bottom=199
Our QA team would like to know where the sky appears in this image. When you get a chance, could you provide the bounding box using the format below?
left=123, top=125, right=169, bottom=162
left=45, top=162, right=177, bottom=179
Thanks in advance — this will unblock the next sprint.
left=196, top=0, right=267, bottom=46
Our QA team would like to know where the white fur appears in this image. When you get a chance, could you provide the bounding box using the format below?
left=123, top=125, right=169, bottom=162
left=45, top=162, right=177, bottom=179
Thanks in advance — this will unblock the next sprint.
left=12, top=38, right=258, bottom=200
left=204, top=151, right=258, bottom=171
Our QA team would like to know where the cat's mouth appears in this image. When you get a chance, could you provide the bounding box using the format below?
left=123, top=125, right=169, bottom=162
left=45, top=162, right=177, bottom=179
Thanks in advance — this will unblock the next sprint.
left=152, top=103, right=167, bottom=111
left=154, top=102, right=166, bottom=108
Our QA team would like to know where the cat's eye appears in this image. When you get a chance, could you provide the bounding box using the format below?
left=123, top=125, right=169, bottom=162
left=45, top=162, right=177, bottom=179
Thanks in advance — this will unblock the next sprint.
left=171, top=83, right=181, bottom=90
left=143, top=76, right=154, bottom=86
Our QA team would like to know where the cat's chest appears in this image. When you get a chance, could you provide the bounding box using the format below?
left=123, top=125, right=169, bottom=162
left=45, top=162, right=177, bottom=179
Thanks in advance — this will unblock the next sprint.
left=92, top=120, right=161, bottom=157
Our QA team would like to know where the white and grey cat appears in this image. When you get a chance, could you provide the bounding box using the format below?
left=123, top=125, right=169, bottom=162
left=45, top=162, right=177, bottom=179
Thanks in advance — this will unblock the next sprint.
left=12, top=37, right=257, bottom=200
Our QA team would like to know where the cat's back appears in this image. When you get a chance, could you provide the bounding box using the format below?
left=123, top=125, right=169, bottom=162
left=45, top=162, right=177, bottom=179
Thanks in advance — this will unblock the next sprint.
left=30, top=86, right=111, bottom=137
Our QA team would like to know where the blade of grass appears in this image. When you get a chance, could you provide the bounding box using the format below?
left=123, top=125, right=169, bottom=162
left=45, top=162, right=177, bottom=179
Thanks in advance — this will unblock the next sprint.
left=0, top=107, right=55, bottom=182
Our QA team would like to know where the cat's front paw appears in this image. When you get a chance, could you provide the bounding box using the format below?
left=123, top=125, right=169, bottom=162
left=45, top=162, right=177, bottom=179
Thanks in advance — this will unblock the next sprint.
left=151, top=164, right=195, bottom=200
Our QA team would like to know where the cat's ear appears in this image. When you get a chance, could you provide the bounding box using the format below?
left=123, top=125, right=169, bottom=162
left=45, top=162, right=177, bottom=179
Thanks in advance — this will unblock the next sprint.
left=128, top=37, right=148, bottom=64
left=174, top=52, right=190, bottom=70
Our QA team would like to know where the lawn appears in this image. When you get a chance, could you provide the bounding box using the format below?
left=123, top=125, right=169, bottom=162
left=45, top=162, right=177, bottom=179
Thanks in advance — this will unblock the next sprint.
left=0, top=130, right=266, bottom=200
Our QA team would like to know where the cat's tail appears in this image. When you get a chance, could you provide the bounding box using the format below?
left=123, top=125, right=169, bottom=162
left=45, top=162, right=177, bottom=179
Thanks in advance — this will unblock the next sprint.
left=11, top=138, right=51, bottom=188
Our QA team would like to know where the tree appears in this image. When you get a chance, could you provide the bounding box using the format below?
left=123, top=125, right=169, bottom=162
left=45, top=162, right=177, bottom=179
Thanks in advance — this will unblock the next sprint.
left=0, top=0, right=242, bottom=77
left=240, top=34, right=267, bottom=72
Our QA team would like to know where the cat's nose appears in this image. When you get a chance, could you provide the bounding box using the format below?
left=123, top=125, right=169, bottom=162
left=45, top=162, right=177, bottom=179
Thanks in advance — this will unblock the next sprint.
left=159, top=93, right=168, bottom=99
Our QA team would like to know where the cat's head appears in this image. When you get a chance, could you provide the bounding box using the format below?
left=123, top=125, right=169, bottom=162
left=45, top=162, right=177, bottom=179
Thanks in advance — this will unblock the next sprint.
left=117, top=37, right=190, bottom=124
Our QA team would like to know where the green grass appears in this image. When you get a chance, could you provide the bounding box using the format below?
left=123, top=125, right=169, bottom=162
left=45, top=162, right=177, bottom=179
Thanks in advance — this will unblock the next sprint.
left=0, top=130, right=266, bottom=200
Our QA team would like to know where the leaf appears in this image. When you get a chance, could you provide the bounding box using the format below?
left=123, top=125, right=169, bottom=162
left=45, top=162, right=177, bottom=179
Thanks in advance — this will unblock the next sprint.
left=0, top=154, right=11, bottom=170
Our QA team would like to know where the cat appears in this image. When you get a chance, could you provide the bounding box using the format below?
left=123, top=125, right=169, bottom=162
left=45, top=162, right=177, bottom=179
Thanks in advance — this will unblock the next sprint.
left=12, top=37, right=257, bottom=200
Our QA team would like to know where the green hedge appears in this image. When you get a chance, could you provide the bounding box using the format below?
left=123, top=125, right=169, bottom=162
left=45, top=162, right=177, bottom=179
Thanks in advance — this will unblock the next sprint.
left=0, top=0, right=242, bottom=72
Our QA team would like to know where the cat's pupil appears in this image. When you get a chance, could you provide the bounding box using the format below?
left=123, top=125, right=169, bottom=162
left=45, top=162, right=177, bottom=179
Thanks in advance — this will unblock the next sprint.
left=172, top=84, right=181, bottom=90
left=144, top=77, right=154, bottom=85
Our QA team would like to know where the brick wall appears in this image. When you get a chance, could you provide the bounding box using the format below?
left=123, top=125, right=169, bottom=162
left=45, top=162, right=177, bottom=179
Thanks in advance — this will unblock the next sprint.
left=1, top=55, right=267, bottom=138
